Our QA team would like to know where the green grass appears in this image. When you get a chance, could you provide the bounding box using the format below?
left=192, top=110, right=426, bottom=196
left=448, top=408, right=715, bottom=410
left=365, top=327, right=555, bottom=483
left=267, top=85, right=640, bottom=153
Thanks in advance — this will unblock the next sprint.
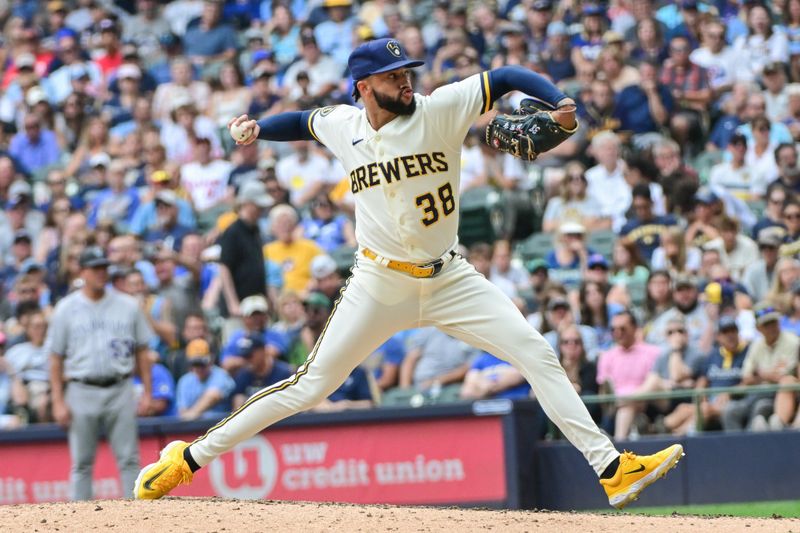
left=608, top=500, right=800, bottom=518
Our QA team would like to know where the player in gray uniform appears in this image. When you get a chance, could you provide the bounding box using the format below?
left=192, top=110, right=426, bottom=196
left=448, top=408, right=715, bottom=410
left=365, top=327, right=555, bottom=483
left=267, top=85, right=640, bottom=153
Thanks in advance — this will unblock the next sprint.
left=49, top=246, right=154, bottom=500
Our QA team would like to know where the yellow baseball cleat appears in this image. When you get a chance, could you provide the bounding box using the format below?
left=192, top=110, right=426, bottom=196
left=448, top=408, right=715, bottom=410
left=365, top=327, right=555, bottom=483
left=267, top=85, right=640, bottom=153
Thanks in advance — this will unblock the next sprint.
left=134, top=440, right=194, bottom=499
left=600, top=444, right=684, bottom=509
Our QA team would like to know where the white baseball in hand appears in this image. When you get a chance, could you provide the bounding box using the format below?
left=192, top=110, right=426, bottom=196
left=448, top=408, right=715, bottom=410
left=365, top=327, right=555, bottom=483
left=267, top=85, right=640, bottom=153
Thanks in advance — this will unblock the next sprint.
left=230, top=121, right=252, bottom=142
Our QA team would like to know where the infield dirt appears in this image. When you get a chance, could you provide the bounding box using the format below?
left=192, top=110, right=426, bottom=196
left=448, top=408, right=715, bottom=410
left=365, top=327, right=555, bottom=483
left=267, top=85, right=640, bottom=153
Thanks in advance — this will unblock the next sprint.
left=2, top=499, right=798, bottom=532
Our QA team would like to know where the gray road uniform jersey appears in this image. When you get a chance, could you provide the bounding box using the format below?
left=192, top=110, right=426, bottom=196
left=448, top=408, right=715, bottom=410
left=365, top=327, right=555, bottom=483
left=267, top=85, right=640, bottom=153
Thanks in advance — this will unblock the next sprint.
left=48, top=288, right=154, bottom=381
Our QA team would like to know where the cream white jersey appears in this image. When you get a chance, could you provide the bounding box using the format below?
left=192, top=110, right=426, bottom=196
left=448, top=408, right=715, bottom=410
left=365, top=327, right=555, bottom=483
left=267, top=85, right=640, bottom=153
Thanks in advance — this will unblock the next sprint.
left=309, top=71, right=492, bottom=263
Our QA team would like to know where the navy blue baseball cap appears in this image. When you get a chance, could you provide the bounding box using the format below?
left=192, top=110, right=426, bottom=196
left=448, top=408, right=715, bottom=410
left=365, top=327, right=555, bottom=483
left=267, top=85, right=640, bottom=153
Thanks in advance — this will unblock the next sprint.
left=348, top=38, right=424, bottom=82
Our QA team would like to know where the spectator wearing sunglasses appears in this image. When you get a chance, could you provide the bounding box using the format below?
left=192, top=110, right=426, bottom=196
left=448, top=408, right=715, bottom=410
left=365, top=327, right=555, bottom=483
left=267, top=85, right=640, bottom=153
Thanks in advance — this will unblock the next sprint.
left=728, top=303, right=800, bottom=431
left=597, top=310, right=660, bottom=440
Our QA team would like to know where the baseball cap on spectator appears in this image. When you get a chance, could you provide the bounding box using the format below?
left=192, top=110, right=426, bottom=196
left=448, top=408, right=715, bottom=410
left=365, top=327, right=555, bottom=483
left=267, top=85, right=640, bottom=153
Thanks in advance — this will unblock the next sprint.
left=763, top=61, right=785, bottom=75
left=20, top=258, right=44, bottom=274
left=48, top=0, right=67, bottom=12
left=526, top=258, right=548, bottom=274
left=717, top=315, right=738, bottom=333
left=547, top=21, right=568, bottom=37
left=56, top=27, right=78, bottom=41
left=694, top=188, right=718, bottom=205
left=185, top=339, right=212, bottom=366
left=99, top=18, right=118, bottom=33
left=673, top=273, right=697, bottom=290
left=757, top=226, right=785, bottom=247
left=323, top=0, right=352, bottom=7
left=235, top=333, right=265, bottom=358
left=151, top=169, right=170, bottom=183
left=159, top=33, right=179, bottom=47
left=121, top=43, right=139, bottom=60
left=240, top=294, right=269, bottom=316
left=548, top=297, right=570, bottom=311
left=155, top=189, right=178, bottom=206
left=311, top=254, right=337, bottom=279
left=304, top=291, right=332, bottom=311
left=603, top=31, right=624, bottom=44
left=13, top=230, right=32, bottom=244
left=244, top=27, right=264, bottom=43
left=108, top=264, right=132, bottom=281
left=704, top=281, right=734, bottom=305
left=69, top=64, right=90, bottom=80
left=300, top=28, right=317, bottom=46
left=170, top=93, right=194, bottom=112
left=754, top=302, right=781, bottom=326
left=728, top=132, right=747, bottom=147
left=587, top=253, right=609, bottom=270
left=117, top=64, right=141, bottom=80
left=582, top=3, right=605, bottom=16
left=26, top=86, right=48, bottom=106
left=9, top=180, right=32, bottom=199
left=559, top=221, right=586, bottom=235
left=79, top=246, right=110, bottom=268
left=532, top=0, right=553, bottom=10
left=500, top=22, right=526, bottom=36
left=252, top=49, right=274, bottom=64
left=237, top=180, right=273, bottom=208
left=680, top=0, right=698, bottom=10
left=356, top=24, right=375, bottom=41
left=89, top=152, right=111, bottom=168
left=348, top=38, right=424, bottom=82
left=16, top=53, right=35, bottom=70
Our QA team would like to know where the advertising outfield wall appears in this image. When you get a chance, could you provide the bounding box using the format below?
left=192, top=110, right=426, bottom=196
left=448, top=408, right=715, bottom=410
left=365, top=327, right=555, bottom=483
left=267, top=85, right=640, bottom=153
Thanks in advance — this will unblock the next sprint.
left=0, top=402, right=526, bottom=507
left=2, top=400, right=800, bottom=509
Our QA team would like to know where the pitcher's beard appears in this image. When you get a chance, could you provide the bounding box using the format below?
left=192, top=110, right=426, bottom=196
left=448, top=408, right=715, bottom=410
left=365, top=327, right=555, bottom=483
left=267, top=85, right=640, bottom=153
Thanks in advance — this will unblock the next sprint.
left=374, top=89, right=416, bottom=115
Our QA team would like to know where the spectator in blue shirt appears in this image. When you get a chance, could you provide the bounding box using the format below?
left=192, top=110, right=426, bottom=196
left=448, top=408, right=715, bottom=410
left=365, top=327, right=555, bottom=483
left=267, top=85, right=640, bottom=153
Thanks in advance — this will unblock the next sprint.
left=141, top=190, right=193, bottom=250
left=129, top=170, right=197, bottom=236
left=87, top=159, right=140, bottom=231
left=619, top=184, right=678, bottom=262
left=220, top=294, right=288, bottom=374
left=614, top=60, right=672, bottom=135
left=231, top=333, right=294, bottom=409
left=313, top=365, right=374, bottom=412
left=134, top=355, right=177, bottom=417
left=300, top=193, right=356, bottom=253
left=176, top=338, right=235, bottom=420
left=8, top=114, right=62, bottom=176
left=182, top=0, right=238, bottom=73
left=460, top=351, right=530, bottom=400
left=366, top=334, right=406, bottom=391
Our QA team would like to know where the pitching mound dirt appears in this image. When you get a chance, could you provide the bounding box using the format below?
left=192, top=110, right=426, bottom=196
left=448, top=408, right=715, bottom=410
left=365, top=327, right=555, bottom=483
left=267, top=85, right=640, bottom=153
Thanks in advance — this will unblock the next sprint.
left=1, top=499, right=796, bottom=532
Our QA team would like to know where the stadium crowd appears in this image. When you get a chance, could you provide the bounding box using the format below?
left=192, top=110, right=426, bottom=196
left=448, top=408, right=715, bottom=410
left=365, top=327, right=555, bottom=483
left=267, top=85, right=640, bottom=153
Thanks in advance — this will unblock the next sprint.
left=0, top=0, right=799, bottom=443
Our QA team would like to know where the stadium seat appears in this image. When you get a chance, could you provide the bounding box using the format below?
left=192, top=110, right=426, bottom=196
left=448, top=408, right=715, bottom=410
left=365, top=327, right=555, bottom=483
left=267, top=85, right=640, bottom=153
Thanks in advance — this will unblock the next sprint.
left=330, top=246, right=358, bottom=275
left=587, top=229, right=617, bottom=259
left=458, top=186, right=510, bottom=246
left=517, top=232, right=554, bottom=262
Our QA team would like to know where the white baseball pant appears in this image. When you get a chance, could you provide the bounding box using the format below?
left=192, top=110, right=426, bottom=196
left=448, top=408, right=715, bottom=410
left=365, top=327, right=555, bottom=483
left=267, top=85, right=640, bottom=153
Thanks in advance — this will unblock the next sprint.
left=189, top=253, right=619, bottom=475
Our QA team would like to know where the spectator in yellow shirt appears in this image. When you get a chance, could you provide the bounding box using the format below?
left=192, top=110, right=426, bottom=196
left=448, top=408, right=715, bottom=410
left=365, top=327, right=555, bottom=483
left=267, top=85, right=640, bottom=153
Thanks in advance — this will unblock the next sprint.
left=263, top=204, right=323, bottom=293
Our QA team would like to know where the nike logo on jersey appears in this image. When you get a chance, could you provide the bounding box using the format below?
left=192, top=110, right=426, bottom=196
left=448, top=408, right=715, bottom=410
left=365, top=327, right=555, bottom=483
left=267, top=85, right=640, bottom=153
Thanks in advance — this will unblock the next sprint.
left=352, top=138, right=364, bottom=146
left=349, top=152, right=449, bottom=194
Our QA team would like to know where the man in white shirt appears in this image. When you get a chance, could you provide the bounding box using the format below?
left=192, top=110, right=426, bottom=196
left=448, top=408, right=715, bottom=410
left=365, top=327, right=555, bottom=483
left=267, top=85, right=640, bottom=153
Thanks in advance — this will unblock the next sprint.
left=585, top=131, right=629, bottom=232
left=762, top=61, right=790, bottom=123
left=180, top=137, right=233, bottom=223
left=281, top=31, right=343, bottom=103
left=689, top=18, right=740, bottom=96
left=275, top=141, right=338, bottom=206
left=708, top=132, right=764, bottom=200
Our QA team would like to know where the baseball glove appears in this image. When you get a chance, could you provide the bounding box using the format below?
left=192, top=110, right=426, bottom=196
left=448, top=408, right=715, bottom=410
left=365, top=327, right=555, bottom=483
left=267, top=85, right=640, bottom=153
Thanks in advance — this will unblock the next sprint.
left=484, top=99, right=579, bottom=161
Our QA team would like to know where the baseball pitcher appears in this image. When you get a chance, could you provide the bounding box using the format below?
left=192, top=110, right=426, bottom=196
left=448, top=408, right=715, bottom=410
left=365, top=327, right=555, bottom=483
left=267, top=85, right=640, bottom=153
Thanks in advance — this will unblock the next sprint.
left=135, top=38, right=683, bottom=509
